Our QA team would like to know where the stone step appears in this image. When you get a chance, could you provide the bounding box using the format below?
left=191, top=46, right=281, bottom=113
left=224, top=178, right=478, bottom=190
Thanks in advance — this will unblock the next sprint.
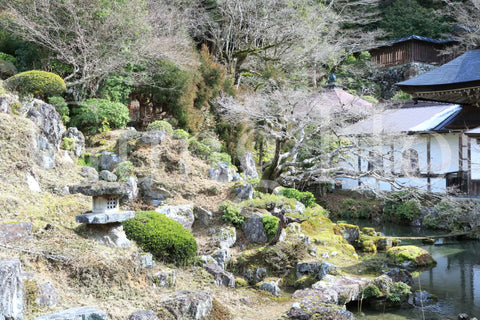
left=75, top=211, right=135, bottom=224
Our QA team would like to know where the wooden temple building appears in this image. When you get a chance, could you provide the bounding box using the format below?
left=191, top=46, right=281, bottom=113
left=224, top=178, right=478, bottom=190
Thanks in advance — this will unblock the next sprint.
left=339, top=49, right=480, bottom=196
left=369, top=35, right=457, bottom=68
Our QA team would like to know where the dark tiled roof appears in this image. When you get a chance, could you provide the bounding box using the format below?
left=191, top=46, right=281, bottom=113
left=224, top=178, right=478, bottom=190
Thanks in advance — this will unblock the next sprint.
left=385, top=35, right=456, bottom=46
left=397, top=49, right=480, bottom=87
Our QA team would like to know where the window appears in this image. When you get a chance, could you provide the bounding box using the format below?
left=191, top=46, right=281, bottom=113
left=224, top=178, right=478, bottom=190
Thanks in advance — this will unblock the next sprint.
left=106, top=197, right=118, bottom=210
left=402, top=149, right=419, bottom=175
left=368, top=151, right=384, bottom=173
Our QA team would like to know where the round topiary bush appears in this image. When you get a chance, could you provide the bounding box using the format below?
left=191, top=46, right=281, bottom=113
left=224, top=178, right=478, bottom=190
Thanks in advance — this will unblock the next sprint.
left=70, top=98, right=129, bottom=134
left=5, top=70, right=66, bottom=99
left=123, top=211, right=197, bottom=265
left=146, top=120, right=173, bottom=135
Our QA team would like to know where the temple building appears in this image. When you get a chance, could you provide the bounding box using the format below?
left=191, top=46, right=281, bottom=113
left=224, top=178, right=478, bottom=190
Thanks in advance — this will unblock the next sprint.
left=338, top=49, right=480, bottom=195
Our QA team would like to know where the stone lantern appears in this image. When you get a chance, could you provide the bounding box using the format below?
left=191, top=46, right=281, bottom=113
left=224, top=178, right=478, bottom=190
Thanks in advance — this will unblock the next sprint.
left=69, top=181, right=135, bottom=247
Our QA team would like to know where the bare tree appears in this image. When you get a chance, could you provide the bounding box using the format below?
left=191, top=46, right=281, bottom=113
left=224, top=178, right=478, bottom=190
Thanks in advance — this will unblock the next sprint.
left=0, top=0, right=195, bottom=99
left=444, top=0, right=480, bottom=50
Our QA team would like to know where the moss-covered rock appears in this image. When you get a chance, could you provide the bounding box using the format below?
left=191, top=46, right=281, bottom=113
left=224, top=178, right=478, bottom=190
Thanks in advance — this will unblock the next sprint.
left=334, top=223, right=360, bottom=245
left=386, top=245, right=436, bottom=269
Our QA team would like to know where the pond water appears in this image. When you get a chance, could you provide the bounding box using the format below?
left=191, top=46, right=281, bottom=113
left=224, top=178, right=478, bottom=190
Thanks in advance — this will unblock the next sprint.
left=342, top=220, right=480, bottom=320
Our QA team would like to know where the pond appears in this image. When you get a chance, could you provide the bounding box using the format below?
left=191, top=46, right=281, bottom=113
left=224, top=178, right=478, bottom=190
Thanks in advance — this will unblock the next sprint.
left=342, top=220, right=480, bottom=320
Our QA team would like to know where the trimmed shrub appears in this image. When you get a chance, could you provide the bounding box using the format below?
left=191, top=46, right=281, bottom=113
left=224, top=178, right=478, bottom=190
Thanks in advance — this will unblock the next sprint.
left=278, top=188, right=316, bottom=208
left=396, top=201, right=421, bottom=221
left=363, top=284, right=383, bottom=299
left=172, top=129, right=189, bottom=140
left=220, top=201, right=244, bottom=227
left=123, top=211, right=197, bottom=265
left=262, top=215, right=279, bottom=241
left=70, top=98, right=129, bottom=134
left=0, top=52, right=16, bottom=64
left=48, top=96, right=69, bottom=124
left=146, top=120, right=173, bottom=135
left=5, top=70, right=65, bottom=99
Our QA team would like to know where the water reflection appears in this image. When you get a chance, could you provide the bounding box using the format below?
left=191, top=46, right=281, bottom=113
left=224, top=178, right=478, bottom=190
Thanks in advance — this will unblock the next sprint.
left=341, top=220, right=480, bottom=319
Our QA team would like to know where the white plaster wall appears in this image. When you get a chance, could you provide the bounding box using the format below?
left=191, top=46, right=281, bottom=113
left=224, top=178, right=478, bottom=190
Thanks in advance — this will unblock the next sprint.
left=429, top=133, right=459, bottom=174
left=471, top=138, right=480, bottom=180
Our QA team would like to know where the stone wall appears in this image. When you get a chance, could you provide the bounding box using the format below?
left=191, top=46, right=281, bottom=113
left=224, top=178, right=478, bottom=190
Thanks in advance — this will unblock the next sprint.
left=372, top=62, right=437, bottom=99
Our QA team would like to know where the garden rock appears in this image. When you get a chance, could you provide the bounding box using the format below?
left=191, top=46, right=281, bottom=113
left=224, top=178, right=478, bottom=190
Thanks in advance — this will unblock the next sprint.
left=156, top=205, right=194, bottom=231
left=127, top=310, right=158, bottom=320
left=286, top=302, right=355, bottom=320
left=27, top=100, right=65, bottom=169
left=0, top=259, right=23, bottom=320
left=242, top=212, right=268, bottom=244
left=385, top=268, right=413, bottom=286
left=138, top=177, right=171, bottom=202
left=376, top=237, right=393, bottom=251
left=211, top=227, right=236, bottom=249
left=0, top=222, right=33, bottom=244
left=161, top=290, right=213, bottom=320
left=35, top=282, right=59, bottom=307
left=82, top=223, right=131, bottom=248
left=204, top=263, right=235, bottom=287
left=80, top=167, right=99, bottom=181
left=26, top=173, right=41, bottom=192
left=98, top=151, right=120, bottom=171
left=293, top=275, right=371, bottom=305
left=259, top=281, right=281, bottom=297
left=240, top=151, right=258, bottom=179
left=387, top=246, right=436, bottom=270
left=212, top=248, right=231, bottom=270
left=125, top=176, right=138, bottom=201
left=139, top=130, right=166, bottom=145
left=409, top=290, right=437, bottom=307
left=99, top=170, right=117, bottom=182
left=33, top=306, right=108, bottom=320
left=208, top=162, right=233, bottom=183
left=0, top=60, right=17, bottom=79
left=152, top=268, right=177, bottom=288
left=244, top=268, right=267, bottom=285
left=234, top=183, right=254, bottom=200
left=336, top=224, right=359, bottom=245
left=194, top=207, right=213, bottom=226
left=296, top=261, right=337, bottom=280
left=137, top=253, right=155, bottom=269
left=62, top=127, right=85, bottom=157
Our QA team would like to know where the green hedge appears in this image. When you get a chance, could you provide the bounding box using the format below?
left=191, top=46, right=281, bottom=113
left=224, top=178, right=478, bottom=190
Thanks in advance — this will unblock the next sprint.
left=278, top=188, right=316, bottom=208
left=5, top=70, right=65, bottom=99
left=70, top=98, right=129, bottom=134
left=147, top=120, right=173, bottom=135
left=123, top=211, right=197, bottom=265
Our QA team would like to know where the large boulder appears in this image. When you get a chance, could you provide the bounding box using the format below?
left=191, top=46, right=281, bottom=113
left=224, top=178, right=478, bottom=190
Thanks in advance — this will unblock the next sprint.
left=204, top=263, right=235, bottom=288
left=0, top=222, right=33, bottom=244
left=138, top=178, right=171, bottom=203
left=286, top=302, right=355, bottom=320
left=27, top=100, right=66, bottom=169
left=98, top=151, right=120, bottom=171
left=409, top=290, right=437, bottom=307
left=244, top=268, right=267, bottom=285
left=0, top=259, right=23, bottom=320
left=80, top=223, right=131, bottom=248
left=335, top=224, right=360, bottom=245
left=240, top=151, right=258, bottom=179
left=194, top=207, right=213, bottom=227
left=139, top=130, right=166, bottom=145
left=156, top=205, right=194, bottom=231
left=385, top=268, right=413, bottom=286
left=293, top=275, right=371, bottom=305
left=212, top=248, right=231, bottom=270
left=62, top=127, right=85, bottom=157
left=99, top=170, right=117, bottom=182
left=242, top=211, right=268, bottom=244
left=258, top=281, right=281, bottom=297
left=386, top=246, right=436, bottom=270
left=161, top=290, right=213, bottom=320
left=0, top=60, right=17, bottom=79
left=234, top=183, right=254, bottom=201
left=208, top=162, right=233, bottom=183
left=296, top=261, right=337, bottom=280
left=33, top=307, right=108, bottom=320
left=211, top=227, right=236, bottom=249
